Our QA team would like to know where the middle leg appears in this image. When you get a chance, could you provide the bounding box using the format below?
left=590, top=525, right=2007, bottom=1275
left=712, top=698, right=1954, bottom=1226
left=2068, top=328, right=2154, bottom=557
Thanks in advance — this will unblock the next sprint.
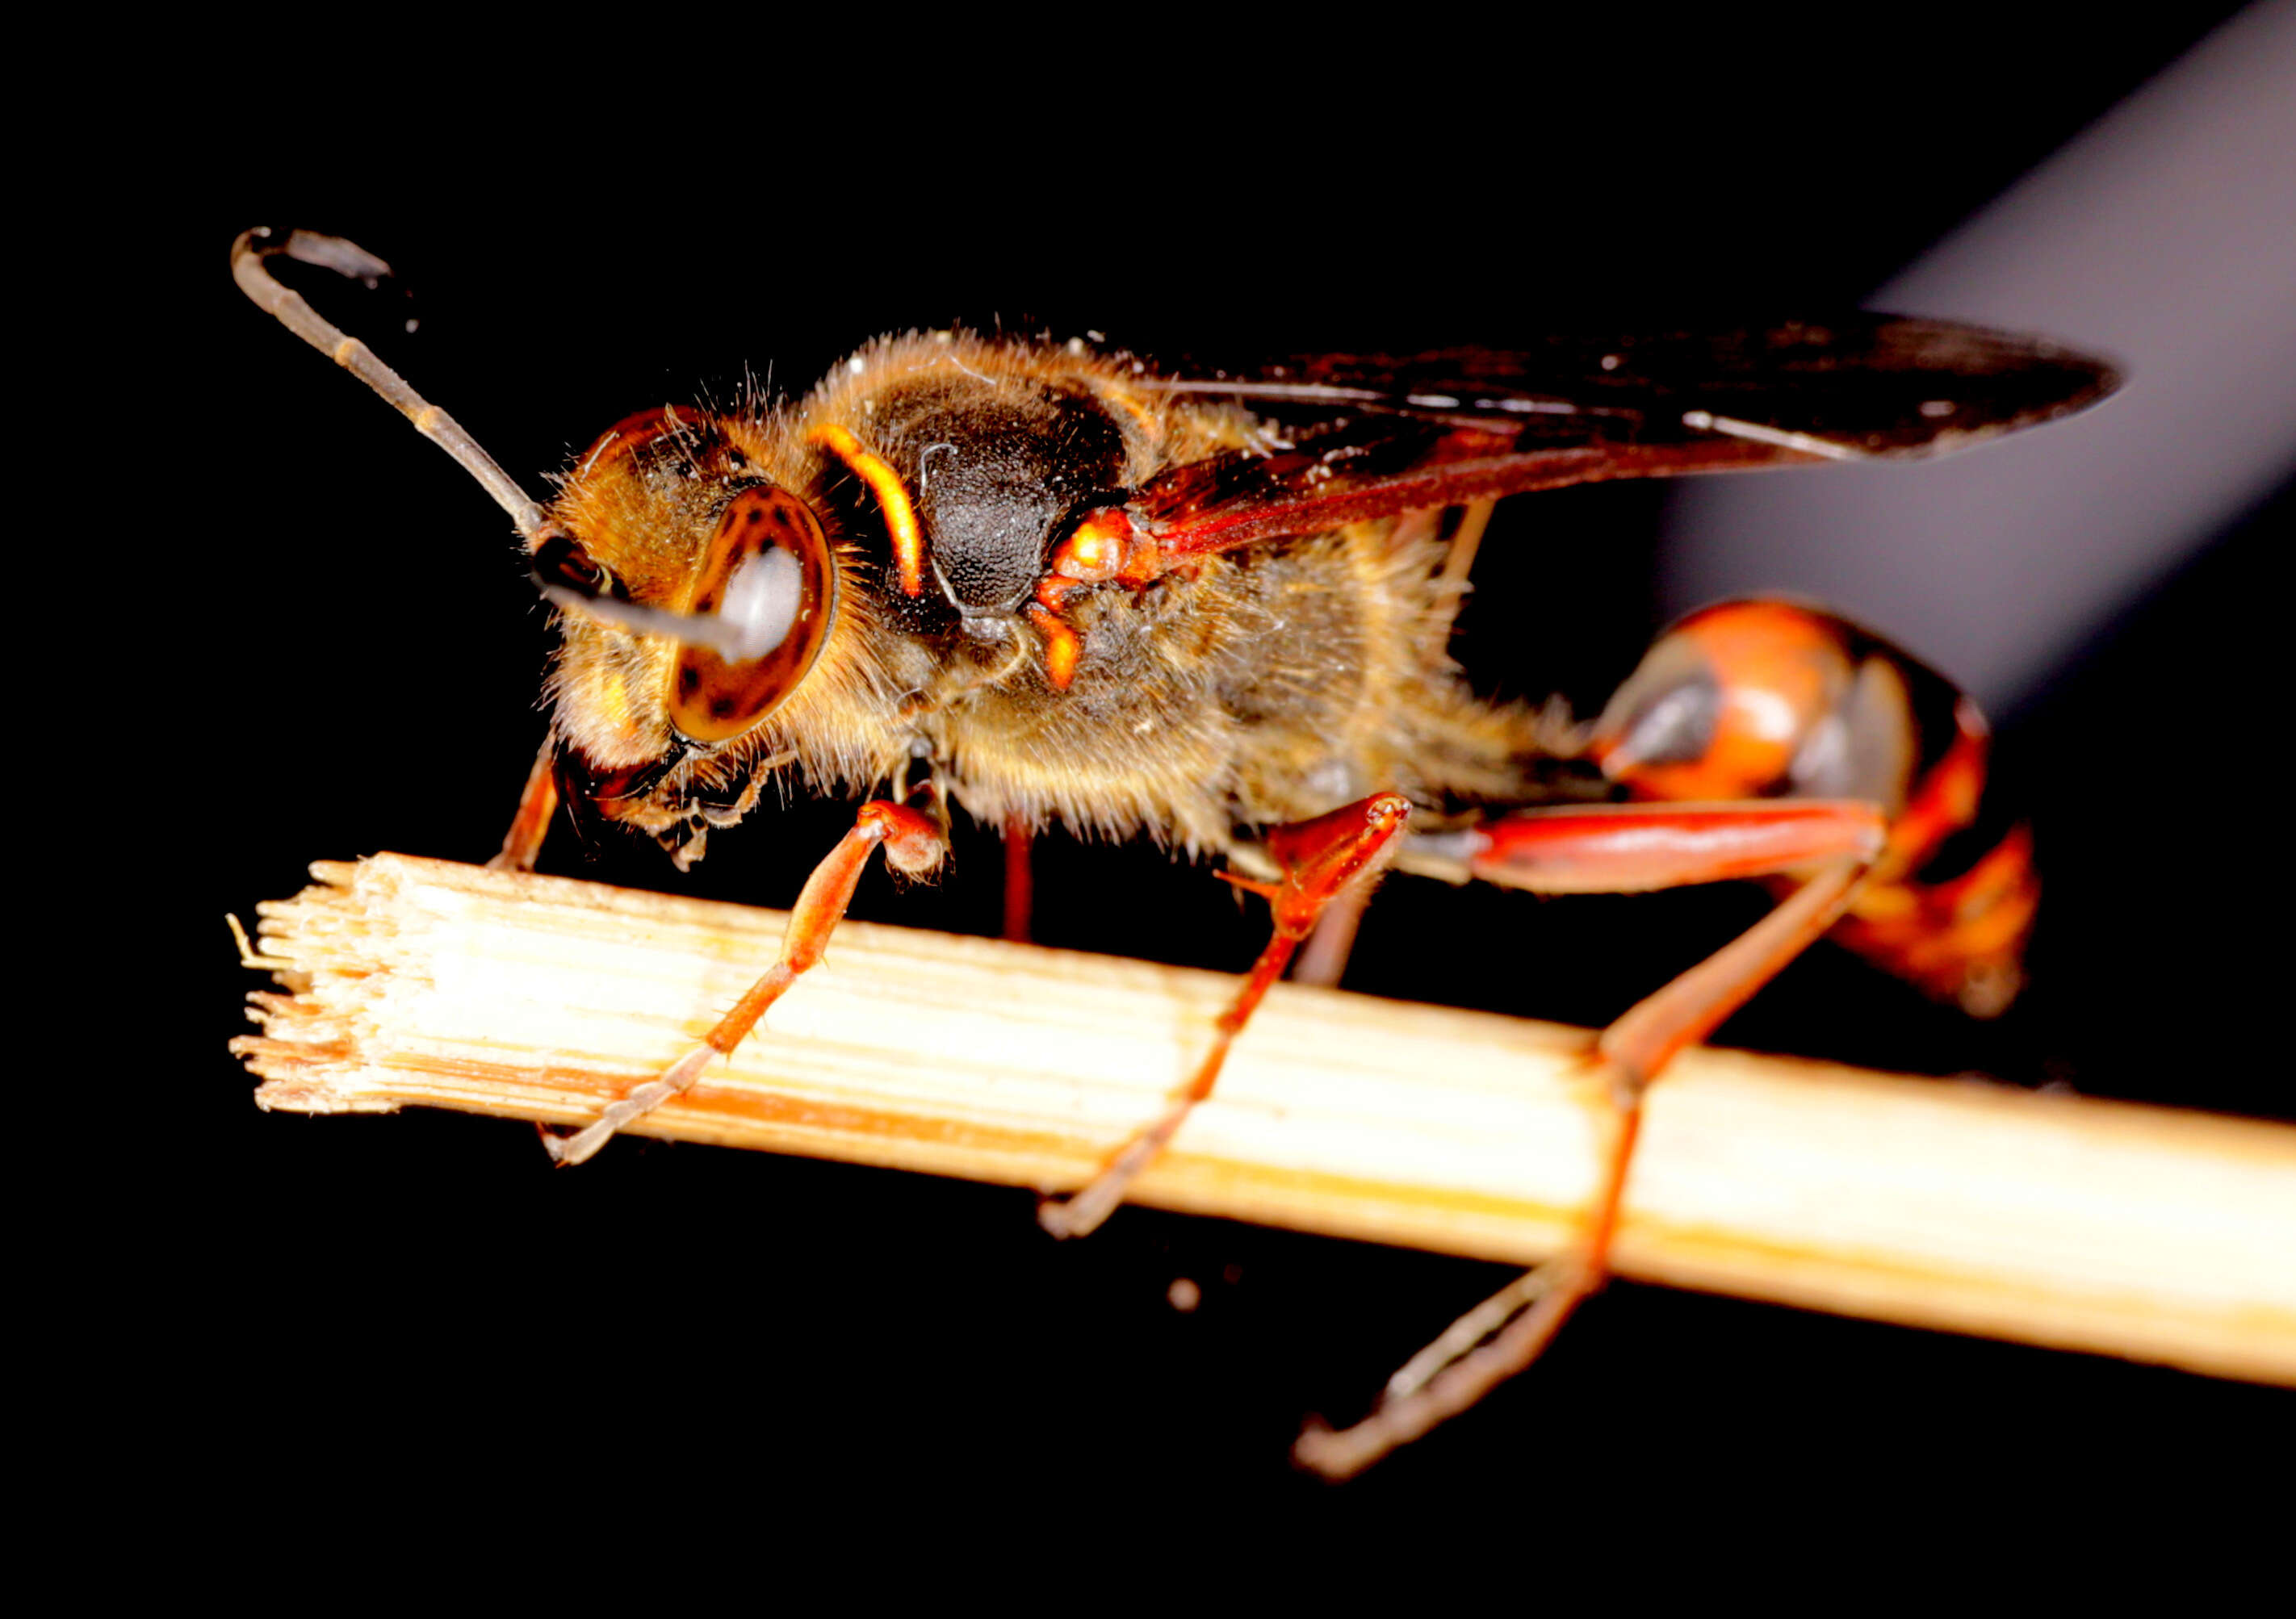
left=1038, top=793, right=1413, bottom=1239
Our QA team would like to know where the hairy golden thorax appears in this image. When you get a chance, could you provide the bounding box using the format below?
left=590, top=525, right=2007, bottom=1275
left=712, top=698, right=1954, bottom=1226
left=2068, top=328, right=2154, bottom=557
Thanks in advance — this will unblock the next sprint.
left=542, top=333, right=1535, bottom=868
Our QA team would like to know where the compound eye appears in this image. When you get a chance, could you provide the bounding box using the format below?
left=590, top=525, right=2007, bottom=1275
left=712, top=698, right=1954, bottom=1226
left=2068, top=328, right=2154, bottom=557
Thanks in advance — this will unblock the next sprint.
left=669, top=485, right=836, bottom=743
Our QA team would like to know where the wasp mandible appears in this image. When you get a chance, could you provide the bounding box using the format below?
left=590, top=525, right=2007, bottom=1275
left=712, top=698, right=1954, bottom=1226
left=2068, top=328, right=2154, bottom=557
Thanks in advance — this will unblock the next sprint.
left=232, top=227, right=2117, bottom=1476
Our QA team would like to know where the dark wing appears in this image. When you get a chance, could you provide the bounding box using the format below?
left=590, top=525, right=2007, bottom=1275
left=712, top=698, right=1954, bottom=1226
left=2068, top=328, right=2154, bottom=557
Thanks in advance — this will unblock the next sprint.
left=1123, top=318, right=2119, bottom=561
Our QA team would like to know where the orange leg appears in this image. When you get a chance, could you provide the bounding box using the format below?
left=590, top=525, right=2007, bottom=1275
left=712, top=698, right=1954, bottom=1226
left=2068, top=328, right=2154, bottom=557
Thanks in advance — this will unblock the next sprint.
left=1295, top=800, right=1882, bottom=1479
left=1038, top=793, right=1413, bottom=1239
left=488, top=739, right=559, bottom=873
left=542, top=798, right=946, bottom=1167
left=1002, top=814, right=1034, bottom=944
left=1294, top=506, right=1478, bottom=993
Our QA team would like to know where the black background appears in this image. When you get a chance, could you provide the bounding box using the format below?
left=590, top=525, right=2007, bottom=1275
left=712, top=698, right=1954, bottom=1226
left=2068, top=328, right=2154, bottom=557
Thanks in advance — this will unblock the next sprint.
left=154, top=12, right=2286, bottom=1544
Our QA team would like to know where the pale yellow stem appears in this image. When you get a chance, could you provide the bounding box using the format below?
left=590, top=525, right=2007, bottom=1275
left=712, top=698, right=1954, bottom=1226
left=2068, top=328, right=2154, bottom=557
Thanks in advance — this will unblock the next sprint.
left=233, top=852, right=2296, bottom=1387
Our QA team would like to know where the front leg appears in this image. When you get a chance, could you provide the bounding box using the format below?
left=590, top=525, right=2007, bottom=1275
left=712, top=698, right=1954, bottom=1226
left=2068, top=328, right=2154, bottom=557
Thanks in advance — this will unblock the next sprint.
left=488, top=738, right=560, bottom=874
left=542, top=798, right=946, bottom=1167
